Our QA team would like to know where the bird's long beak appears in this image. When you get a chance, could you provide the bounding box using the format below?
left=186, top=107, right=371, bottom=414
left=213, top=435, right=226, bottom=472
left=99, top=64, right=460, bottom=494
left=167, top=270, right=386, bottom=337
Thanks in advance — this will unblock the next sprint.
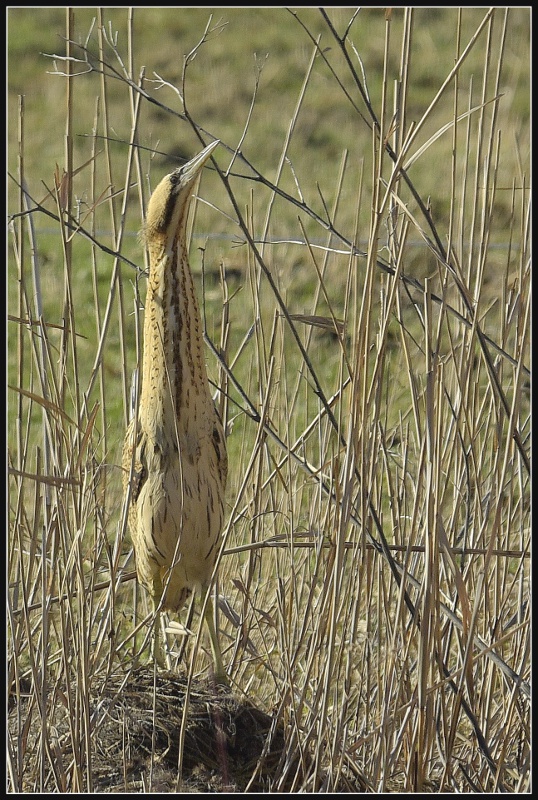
left=179, top=139, right=220, bottom=184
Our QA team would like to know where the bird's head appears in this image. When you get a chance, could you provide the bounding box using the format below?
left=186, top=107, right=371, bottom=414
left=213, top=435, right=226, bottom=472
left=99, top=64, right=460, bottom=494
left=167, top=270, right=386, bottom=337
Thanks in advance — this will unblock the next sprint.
left=143, top=139, right=220, bottom=253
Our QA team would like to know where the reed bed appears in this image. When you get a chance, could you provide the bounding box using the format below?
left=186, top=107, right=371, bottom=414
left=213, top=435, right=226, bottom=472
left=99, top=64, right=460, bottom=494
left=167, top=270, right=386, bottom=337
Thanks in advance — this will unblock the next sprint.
left=8, top=8, right=530, bottom=792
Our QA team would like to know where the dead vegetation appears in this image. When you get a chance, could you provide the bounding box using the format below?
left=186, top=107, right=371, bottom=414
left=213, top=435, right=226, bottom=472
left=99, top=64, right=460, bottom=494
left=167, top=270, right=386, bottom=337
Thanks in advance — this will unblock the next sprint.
left=10, top=668, right=305, bottom=792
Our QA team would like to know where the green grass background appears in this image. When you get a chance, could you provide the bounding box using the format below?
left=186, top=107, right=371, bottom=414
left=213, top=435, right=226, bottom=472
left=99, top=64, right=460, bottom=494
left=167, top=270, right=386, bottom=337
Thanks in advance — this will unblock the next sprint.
left=7, top=5, right=530, bottom=448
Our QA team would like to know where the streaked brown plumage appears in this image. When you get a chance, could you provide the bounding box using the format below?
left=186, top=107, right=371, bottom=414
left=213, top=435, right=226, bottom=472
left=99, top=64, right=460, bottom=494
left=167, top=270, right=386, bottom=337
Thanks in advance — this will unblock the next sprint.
left=122, top=140, right=227, bottom=680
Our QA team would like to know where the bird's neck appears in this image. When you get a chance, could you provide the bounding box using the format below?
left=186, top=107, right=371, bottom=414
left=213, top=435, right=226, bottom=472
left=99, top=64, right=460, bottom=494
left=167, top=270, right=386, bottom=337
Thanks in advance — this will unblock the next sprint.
left=139, top=234, right=210, bottom=436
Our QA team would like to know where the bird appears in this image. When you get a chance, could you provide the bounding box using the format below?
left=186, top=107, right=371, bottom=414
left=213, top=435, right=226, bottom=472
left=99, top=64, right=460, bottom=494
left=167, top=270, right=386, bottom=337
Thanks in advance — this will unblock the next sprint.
left=122, top=139, right=228, bottom=682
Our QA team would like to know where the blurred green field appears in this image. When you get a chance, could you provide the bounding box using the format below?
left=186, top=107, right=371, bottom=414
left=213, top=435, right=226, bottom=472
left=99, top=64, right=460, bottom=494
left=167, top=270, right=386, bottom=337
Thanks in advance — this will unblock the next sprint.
left=7, top=6, right=530, bottom=444
left=8, top=7, right=530, bottom=219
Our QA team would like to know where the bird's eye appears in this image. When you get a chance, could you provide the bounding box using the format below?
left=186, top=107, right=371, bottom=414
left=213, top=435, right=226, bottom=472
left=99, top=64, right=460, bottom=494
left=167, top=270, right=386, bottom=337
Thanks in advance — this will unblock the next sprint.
left=169, top=172, right=181, bottom=187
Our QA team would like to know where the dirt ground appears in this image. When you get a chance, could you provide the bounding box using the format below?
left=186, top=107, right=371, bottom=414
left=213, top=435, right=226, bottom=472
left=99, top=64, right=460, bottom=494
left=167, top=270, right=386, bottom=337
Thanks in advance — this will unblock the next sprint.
left=9, top=666, right=290, bottom=791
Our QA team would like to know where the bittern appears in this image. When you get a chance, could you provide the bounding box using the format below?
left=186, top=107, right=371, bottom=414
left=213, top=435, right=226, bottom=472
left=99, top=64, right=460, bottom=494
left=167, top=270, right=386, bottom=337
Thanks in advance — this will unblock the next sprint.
left=122, top=140, right=228, bottom=681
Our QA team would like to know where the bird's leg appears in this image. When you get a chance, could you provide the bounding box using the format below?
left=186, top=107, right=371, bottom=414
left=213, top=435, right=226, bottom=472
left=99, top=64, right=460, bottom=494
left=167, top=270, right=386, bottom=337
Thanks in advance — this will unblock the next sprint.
left=151, top=599, right=166, bottom=668
left=151, top=577, right=166, bottom=668
left=203, top=589, right=228, bottom=685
